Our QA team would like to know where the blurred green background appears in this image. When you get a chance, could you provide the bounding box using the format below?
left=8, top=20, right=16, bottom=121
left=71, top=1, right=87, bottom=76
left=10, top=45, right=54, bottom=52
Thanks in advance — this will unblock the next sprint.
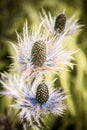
left=0, top=0, right=87, bottom=130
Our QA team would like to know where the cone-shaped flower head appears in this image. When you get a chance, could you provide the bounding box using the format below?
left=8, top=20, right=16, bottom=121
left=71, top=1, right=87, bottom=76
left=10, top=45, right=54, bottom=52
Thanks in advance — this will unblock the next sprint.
left=0, top=73, right=68, bottom=129
left=36, top=83, right=49, bottom=104
left=31, top=41, right=46, bottom=67
left=12, top=21, right=75, bottom=78
left=54, top=13, right=66, bottom=33
left=41, top=10, right=82, bottom=36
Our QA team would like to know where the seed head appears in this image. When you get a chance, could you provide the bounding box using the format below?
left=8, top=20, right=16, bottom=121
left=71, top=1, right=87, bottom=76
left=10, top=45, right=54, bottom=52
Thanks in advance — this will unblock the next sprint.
left=31, top=41, right=46, bottom=67
left=36, top=83, right=49, bottom=104
left=54, top=13, right=66, bottom=33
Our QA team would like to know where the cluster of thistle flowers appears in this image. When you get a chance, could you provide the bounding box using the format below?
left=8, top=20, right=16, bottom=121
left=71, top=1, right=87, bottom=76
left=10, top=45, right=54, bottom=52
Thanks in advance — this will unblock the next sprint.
left=0, top=10, right=82, bottom=129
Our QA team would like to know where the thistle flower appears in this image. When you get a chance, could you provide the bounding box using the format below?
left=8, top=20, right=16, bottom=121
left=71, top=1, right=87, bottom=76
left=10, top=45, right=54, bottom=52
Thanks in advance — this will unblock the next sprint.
left=41, top=10, right=82, bottom=36
left=12, top=21, right=75, bottom=78
left=0, top=73, right=67, bottom=129
left=54, top=13, right=66, bottom=33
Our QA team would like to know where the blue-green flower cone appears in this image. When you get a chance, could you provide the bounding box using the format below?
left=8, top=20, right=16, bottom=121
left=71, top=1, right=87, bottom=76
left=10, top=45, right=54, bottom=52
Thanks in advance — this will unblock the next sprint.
left=31, top=41, right=46, bottom=67
left=36, top=83, right=49, bottom=104
left=54, top=13, right=66, bottom=33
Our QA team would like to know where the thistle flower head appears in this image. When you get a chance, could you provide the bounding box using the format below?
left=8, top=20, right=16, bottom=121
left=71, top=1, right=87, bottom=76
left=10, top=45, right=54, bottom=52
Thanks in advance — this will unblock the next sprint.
left=31, top=41, right=46, bottom=67
left=36, top=82, right=49, bottom=104
left=12, top=21, right=75, bottom=79
left=41, top=9, right=82, bottom=36
left=0, top=73, right=67, bottom=129
left=54, top=13, right=66, bottom=33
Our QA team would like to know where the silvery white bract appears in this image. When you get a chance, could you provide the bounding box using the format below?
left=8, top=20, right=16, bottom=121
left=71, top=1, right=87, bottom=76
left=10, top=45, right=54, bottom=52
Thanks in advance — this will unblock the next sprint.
left=12, top=21, right=75, bottom=79
left=0, top=73, right=67, bottom=129
left=41, top=9, right=83, bottom=36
